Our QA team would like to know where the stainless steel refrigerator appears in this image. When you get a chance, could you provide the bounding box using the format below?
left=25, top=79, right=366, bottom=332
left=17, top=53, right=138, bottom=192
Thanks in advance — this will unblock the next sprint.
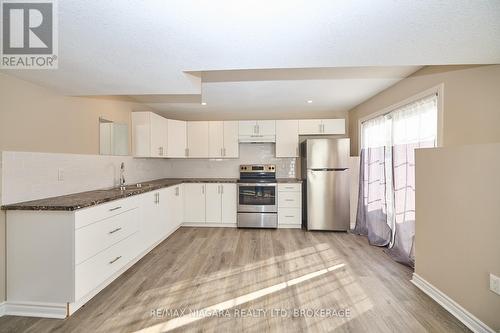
left=301, top=138, right=350, bottom=231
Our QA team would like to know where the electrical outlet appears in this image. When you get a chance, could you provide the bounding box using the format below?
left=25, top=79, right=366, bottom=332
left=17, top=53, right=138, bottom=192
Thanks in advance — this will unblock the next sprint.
left=57, top=168, right=64, bottom=181
left=490, top=273, right=500, bottom=296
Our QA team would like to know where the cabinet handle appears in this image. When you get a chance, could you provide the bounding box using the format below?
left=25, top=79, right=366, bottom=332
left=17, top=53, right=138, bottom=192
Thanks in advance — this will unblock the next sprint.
left=202, top=185, right=205, bottom=195
left=221, top=185, right=224, bottom=194
left=223, top=148, right=226, bottom=156
left=185, top=148, right=189, bottom=157
left=221, top=148, right=223, bottom=157
left=175, top=187, right=179, bottom=196
left=109, top=206, right=122, bottom=212
left=256, top=124, right=260, bottom=134
left=285, top=199, right=294, bottom=201
left=218, top=185, right=221, bottom=194
left=285, top=215, right=295, bottom=218
left=109, top=256, right=122, bottom=264
left=109, top=227, right=122, bottom=234
left=157, top=192, right=160, bottom=203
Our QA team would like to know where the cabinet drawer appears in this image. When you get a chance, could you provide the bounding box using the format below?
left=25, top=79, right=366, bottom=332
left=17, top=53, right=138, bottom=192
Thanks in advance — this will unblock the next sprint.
left=75, top=232, right=139, bottom=301
left=75, top=196, right=139, bottom=229
left=278, top=183, right=301, bottom=192
left=75, top=208, right=139, bottom=265
left=278, top=192, right=301, bottom=208
left=278, top=208, right=302, bottom=225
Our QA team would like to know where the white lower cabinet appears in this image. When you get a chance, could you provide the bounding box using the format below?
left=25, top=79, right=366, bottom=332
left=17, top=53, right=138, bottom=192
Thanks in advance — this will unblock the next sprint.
left=221, top=184, right=237, bottom=224
left=183, top=183, right=237, bottom=225
left=6, top=186, right=184, bottom=319
left=206, top=184, right=222, bottom=223
left=277, top=183, right=302, bottom=228
left=183, top=183, right=206, bottom=223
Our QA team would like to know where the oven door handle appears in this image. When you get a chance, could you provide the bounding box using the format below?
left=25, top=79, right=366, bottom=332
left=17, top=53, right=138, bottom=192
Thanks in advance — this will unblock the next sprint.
left=238, top=183, right=277, bottom=187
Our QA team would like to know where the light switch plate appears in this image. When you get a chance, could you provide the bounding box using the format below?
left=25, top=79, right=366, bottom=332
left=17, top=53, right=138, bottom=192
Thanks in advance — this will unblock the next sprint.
left=490, top=273, right=500, bottom=296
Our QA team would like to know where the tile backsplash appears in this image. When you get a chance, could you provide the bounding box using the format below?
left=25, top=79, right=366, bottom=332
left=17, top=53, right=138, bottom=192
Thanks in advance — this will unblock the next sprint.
left=1, top=144, right=297, bottom=205
left=1, top=151, right=171, bottom=205
left=165, top=143, right=297, bottom=179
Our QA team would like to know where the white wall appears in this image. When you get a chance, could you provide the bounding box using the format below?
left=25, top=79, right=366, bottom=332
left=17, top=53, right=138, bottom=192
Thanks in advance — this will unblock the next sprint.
left=1, top=151, right=171, bottom=205
left=165, top=143, right=297, bottom=179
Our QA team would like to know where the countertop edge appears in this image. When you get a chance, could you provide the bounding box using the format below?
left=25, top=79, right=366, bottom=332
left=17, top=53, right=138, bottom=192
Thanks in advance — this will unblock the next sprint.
left=1, top=178, right=302, bottom=212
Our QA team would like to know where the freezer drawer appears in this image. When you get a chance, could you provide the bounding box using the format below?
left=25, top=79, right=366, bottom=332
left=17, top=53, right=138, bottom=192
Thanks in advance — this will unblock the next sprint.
left=306, top=169, right=349, bottom=231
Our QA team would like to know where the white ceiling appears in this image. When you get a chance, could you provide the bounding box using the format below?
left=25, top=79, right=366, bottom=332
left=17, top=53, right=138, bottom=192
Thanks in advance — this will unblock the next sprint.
left=2, top=1, right=499, bottom=113
left=131, top=66, right=421, bottom=115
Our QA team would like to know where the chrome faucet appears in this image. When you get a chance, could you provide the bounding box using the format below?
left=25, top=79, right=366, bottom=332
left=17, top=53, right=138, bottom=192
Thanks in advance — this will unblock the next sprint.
left=119, top=162, right=126, bottom=190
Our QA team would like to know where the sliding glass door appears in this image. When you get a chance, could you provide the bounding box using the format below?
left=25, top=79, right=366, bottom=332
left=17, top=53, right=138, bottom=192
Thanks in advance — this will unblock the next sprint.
left=355, top=94, right=438, bottom=267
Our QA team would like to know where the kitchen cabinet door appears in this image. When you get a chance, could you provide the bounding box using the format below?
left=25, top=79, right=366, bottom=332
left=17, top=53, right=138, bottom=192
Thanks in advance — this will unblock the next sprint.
left=208, top=121, right=224, bottom=158
left=223, top=121, right=239, bottom=158
left=276, top=120, right=299, bottom=157
left=150, top=113, right=168, bottom=157
left=205, top=184, right=222, bottom=223
left=167, top=119, right=187, bottom=158
left=187, top=121, right=209, bottom=158
left=221, top=184, right=237, bottom=224
left=172, top=185, right=183, bottom=227
left=239, top=120, right=257, bottom=136
left=298, top=119, right=322, bottom=135
left=256, top=120, right=276, bottom=136
left=322, top=119, right=346, bottom=135
left=140, top=190, right=162, bottom=249
left=183, top=183, right=206, bottom=222
left=156, top=188, right=170, bottom=239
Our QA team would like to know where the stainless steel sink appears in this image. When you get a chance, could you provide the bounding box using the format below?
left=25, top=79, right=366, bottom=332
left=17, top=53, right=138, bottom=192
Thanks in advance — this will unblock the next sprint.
left=118, top=183, right=148, bottom=191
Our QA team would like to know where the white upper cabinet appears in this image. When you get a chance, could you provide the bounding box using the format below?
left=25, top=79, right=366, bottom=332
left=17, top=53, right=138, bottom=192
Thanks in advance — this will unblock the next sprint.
left=298, top=119, right=345, bottom=135
left=298, top=119, right=322, bottom=135
left=150, top=114, right=168, bottom=157
left=167, top=119, right=187, bottom=158
left=208, top=121, right=224, bottom=158
left=223, top=121, right=239, bottom=158
left=276, top=120, right=299, bottom=157
left=187, top=121, right=209, bottom=158
left=209, top=121, right=239, bottom=158
left=322, top=119, right=346, bottom=134
left=256, top=120, right=276, bottom=136
left=132, top=112, right=168, bottom=158
left=238, top=120, right=276, bottom=142
left=238, top=121, right=257, bottom=136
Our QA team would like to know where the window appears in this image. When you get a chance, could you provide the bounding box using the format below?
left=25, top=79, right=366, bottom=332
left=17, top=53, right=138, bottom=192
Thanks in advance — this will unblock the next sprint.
left=355, top=93, right=438, bottom=266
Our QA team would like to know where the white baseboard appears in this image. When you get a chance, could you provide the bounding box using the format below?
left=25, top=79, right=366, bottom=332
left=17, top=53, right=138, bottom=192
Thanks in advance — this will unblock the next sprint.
left=411, top=273, right=495, bottom=333
left=278, top=224, right=302, bottom=229
left=182, top=222, right=237, bottom=228
left=0, top=302, right=5, bottom=317
left=2, top=301, right=67, bottom=319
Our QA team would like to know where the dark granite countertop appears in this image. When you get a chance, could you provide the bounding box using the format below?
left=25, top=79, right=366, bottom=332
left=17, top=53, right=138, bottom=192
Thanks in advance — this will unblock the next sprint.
left=1, top=177, right=303, bottom=212
left=276, top=178, right=303, bottom=183
left=1, top=178, right=238, bottom=211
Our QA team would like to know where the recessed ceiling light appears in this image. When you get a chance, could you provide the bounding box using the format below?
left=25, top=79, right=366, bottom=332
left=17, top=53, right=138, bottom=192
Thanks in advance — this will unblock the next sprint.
left=201, top=102, right=207, bottom=106
left=307, top=100, right=313, bottom=104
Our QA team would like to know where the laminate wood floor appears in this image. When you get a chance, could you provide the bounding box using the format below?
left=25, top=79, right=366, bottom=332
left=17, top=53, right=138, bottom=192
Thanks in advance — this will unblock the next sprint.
left=0, top=228, right=470, bottom=333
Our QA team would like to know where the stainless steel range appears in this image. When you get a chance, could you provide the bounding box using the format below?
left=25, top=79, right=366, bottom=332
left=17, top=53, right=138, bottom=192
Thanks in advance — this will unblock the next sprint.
left=237, top=164, right=278, bottom=228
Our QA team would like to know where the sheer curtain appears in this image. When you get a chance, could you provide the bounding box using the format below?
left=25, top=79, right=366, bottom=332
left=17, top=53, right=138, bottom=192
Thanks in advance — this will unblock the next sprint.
left=355, top=94, right=438, bottom=267
left=354, top=115, right=392, bottom=246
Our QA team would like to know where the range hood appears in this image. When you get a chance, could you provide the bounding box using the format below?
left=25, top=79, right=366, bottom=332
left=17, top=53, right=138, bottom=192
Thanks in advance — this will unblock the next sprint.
left=239, top=135, right=276, bottom=143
